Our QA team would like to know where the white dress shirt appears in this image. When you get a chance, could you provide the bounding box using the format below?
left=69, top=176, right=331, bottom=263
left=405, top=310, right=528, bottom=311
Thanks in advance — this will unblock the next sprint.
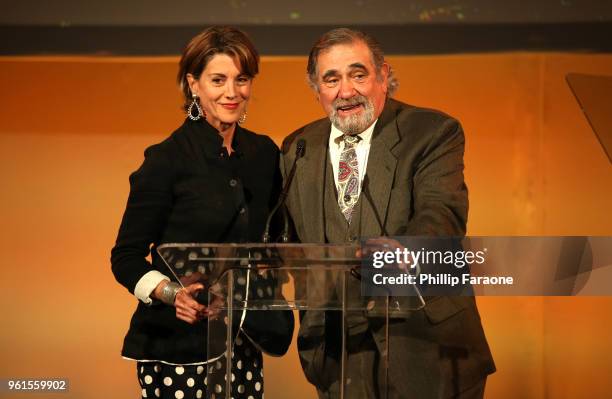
left=134, top=270, right=170, bottom=305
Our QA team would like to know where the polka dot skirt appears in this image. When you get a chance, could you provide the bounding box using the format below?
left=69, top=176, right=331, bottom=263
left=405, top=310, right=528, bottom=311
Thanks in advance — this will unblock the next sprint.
left=137, top=333, right=264, bottom=399
left=142, top=247, right=279, bottom=398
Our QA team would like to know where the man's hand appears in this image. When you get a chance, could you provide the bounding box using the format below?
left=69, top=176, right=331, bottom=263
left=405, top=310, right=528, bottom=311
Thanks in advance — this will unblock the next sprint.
left=358, top=237, right=417, bottom=274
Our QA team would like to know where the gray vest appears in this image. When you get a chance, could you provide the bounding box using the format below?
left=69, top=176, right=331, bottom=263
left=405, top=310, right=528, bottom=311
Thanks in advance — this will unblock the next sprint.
left=323, top=154, right=369, bottom=335
left=323, top=155, right=364, bottom=244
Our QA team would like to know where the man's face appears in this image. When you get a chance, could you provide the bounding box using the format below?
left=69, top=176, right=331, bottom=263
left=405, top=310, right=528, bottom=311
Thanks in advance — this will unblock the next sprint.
left=315, top=40, right=388, bottom=135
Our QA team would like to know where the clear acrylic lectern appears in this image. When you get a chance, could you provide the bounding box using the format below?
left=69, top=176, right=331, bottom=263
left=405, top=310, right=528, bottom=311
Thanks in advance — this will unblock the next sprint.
left=158, top=243, right=416, bottom=399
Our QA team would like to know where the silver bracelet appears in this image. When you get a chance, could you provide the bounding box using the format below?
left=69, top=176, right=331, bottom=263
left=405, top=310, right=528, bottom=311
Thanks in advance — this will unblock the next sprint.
left=159, top=282, right=182, bottom=306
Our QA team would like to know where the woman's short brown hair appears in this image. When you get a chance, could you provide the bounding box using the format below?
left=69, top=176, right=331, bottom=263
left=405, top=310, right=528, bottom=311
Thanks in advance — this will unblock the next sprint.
left=177, top=26, right=259, bottom=110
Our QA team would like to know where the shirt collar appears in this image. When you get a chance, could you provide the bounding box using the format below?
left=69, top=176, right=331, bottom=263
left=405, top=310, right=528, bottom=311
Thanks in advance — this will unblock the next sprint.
left=330, top=119, right=378, bottom=147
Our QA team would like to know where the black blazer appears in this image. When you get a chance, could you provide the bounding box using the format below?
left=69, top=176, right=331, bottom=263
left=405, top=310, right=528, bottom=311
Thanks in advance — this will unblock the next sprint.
left=111, top=118, right=293, bottom=364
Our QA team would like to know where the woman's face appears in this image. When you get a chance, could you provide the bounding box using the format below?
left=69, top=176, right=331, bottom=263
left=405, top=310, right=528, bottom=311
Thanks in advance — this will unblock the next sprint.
left=187, top=53, right=252, bottom=130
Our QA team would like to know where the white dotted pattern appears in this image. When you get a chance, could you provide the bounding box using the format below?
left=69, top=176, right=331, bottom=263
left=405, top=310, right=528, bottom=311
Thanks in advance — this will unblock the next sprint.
left=136, top=334, right=265, bottom=398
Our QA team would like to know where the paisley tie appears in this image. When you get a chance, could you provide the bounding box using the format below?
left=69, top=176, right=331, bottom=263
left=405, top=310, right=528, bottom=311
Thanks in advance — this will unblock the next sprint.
left=337, top=134, right=361, bottom=223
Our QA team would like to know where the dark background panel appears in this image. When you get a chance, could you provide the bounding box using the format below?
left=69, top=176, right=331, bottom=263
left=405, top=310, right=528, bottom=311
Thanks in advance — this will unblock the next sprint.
left=2, top=0, right=612, bottom=25
left=2, top=23, right=612, bottom=55
left=1, top=1, right=612, bottom=55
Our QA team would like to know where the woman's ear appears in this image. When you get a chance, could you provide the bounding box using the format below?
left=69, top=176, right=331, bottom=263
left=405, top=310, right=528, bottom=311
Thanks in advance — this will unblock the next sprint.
left=186, top=73, right=199, bottom=96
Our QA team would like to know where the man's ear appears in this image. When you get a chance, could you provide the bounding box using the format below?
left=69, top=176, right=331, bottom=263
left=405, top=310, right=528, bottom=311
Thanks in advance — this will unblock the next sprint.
left=307, top=75, right=320, bottom=101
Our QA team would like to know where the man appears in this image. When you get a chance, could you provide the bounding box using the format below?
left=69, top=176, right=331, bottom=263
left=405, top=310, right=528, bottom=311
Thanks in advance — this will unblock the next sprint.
left=281, top=28, right=495, bottom=398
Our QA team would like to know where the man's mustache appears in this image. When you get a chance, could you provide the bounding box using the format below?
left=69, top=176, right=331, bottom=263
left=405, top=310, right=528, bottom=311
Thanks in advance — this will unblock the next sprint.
left=333, top=96, right=367, bottom=110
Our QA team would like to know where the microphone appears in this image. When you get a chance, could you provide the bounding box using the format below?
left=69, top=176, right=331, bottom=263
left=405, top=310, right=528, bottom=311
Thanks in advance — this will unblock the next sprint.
left=361, top=175, right=388, bottom=237
left=262, top=139, right=306, bottom=243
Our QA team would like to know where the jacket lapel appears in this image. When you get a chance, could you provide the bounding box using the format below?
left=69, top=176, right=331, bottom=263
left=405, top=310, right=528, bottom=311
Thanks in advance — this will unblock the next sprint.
left=296, top=121, right=330, bottom=242
left=361, top=100, right=401, bottom=236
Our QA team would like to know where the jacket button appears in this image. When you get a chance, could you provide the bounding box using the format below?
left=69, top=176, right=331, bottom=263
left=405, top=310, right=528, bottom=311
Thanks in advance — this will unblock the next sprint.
left=239, top=207, right=246, bottom=214
left=229, top=179, right=238, bottom=187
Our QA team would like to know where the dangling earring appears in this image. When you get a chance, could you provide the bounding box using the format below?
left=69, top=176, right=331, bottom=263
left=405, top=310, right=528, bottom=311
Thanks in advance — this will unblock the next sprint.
left=238, top=111, right=247, bottom=125
left=187, top=94, right=204, bottom=121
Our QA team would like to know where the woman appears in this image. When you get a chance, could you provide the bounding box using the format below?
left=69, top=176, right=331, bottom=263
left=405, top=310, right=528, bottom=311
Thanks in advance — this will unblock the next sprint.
left=111, top=26, right=293, bottom=399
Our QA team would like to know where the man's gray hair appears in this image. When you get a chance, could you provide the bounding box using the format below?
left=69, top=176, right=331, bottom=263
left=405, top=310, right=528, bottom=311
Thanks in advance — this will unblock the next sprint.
left=306, top=28, right=398, bottom=96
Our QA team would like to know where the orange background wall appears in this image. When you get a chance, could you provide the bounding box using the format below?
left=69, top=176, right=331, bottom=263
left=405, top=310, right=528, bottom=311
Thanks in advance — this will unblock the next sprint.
left=0, top=53, right=611, bottom=398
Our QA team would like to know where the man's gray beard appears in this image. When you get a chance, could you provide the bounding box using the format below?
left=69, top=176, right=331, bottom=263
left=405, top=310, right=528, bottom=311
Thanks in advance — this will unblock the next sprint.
left=329, top=98, right=375, bottom=135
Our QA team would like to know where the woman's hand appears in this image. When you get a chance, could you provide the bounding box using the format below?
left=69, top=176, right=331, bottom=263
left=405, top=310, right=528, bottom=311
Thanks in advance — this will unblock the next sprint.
left=174, top=283, right=207, bottom=324
left=153, top=281, right=208, bottom=324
